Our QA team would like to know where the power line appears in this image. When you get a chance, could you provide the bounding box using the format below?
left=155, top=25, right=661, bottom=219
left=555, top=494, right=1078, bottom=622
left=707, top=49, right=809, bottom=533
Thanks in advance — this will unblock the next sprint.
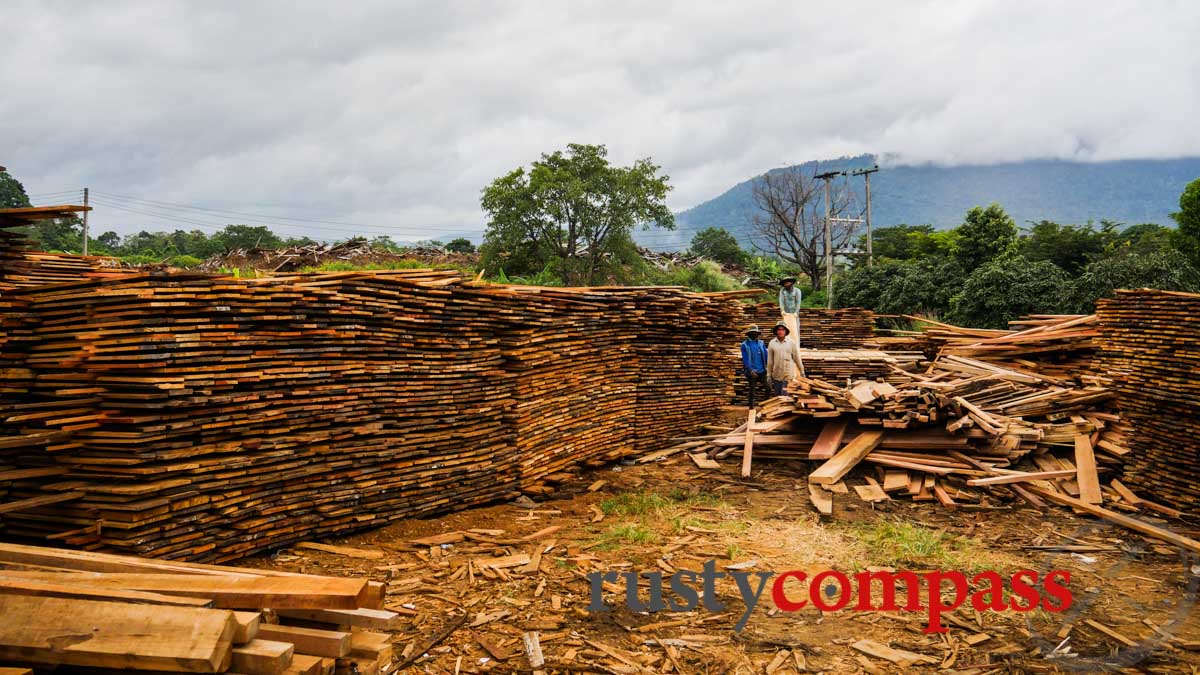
left=90, top=190, right=483, bottom=240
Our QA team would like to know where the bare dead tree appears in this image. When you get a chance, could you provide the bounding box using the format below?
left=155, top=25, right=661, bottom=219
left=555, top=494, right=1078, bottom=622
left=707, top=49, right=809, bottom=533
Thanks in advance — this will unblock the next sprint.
left=748, top=164, right=857, bottom=289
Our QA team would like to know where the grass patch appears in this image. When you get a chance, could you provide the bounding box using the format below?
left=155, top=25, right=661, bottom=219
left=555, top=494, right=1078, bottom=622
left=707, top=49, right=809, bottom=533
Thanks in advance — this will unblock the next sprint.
left=851, top=520, right=1015, bottom=573
left=600, top=491, right=671, bottom=516
left=593, top=524, right=657, bottom=550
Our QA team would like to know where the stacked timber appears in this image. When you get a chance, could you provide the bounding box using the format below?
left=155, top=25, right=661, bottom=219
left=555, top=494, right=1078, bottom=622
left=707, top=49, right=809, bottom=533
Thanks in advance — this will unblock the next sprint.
left=0, top=272, right=742, bottom=560
left=0, top=220, right=117, bottom=292
left=736, top=303, right=875, bottom=349
left=909, top=314, right=1102, bottom=380
left=0, top=542, right=395, bottom=674
left=1098, top=289, right=1200, bottom=510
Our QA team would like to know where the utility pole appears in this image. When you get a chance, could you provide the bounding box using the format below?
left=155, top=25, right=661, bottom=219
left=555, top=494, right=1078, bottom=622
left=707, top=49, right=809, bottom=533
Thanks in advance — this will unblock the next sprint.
left=814, top=170, right=844, bottom=308
left=82, top=188, right=90, bottom=256
left=852, top=165, right=879, bottom=267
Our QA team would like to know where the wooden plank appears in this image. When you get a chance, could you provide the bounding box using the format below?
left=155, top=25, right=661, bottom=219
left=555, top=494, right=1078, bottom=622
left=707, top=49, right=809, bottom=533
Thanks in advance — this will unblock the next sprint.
left=740, top=409, right=756, bottom=478
left=275, top=608, right=399, bottom=630
left=233, top=611, right=262, bottom=643
left=0, top=572, right=367, bottom=609
left=231, top=639, right=294, bottom=675
left=853, top=480, right=890, bottom=503
left=808, top=420, right=848, bottom=460
left=807, top=484, right=833, bottom=516
left=284, top=654, right=325, bottom=675
left=1082, top=619, right=1137, bottom=647
left=851, top=639, right=937, bottom=666
left=688, top=453, right=720, bottom=470
left=808, top=431, right=884, bottom=485
left=294, top=543, right=384, bottom=561
left=1074, top=433, right=1103, bottom=504
left=0, top=595, right=235, bottom=672
left=256, top=624, right=350, bottom=658
left=1025, top=486, right=1200, bottom=555
left=0, top=575, right=214, bottom=607
left=966, top=469, right=1077, bottom=486
left=0, top=491, right=84, bottom=515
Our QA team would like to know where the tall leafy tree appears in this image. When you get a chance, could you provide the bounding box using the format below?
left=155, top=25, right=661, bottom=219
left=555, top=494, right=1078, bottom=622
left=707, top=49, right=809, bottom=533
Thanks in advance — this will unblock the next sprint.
left=1019, top=220, right=1115, bottom=275
left=689, top=227, right=744, bottom=264
left=948, top=254, right=1068, bottom=329
left=954, top=203, right=1017, bottom=270
left=480, top=143, right=673, bottom=285
left=1170, top=178, right=1200, bottom=267
left=0, top=168, right=32, bottom=208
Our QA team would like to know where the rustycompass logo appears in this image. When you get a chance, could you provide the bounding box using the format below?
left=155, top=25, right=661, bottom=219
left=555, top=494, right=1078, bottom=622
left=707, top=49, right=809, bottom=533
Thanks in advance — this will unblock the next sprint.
left=587, top=560, right=1072, bottom=632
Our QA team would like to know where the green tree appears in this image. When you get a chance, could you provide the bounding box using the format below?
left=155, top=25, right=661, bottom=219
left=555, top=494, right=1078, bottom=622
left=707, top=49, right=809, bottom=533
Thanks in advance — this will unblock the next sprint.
left=1113, top=222, right=1172, bottom=254
left=480, top=143, right=673, bottom=285
left=866, top=224, right=954, bottom=261
left=948, top=254, right=1069, bottom=329
left=689, top=227, right=744, bottom=265
left=445, top=237, right=476, bottom=254
left=370, top=235, right=403, bottom=252
left=0, top=169, right=32, bottom=208
left=954, top=204, right=1017, bottom=270
left=1170, top=178, right=1200, bottom=267
left=1066, top=248, right=1200, bottom=313
left=835, top=257, right=965, bottom=317
left=213, top=224, right=283, bottom=251
left=1019, top=220, right=1115, bottom=275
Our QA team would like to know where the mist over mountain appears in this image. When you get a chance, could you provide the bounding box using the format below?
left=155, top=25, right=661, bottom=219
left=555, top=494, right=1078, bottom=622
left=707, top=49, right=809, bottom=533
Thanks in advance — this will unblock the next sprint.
left=655, top=154, right=1200, bottom=251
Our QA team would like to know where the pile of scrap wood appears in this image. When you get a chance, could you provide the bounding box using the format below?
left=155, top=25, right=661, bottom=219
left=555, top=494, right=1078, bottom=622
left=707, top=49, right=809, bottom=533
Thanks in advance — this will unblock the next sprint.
left=0, top=271, right=741, bottom=561
left=0, top=542, right=395, bottom=674
left=683, top=347, right=1200, bottom=554
left=1098, top=289, right=1200, bottom=511
left=196, top=238, right=478, bottom=273
left=908, top=313, right=1101, bottom=379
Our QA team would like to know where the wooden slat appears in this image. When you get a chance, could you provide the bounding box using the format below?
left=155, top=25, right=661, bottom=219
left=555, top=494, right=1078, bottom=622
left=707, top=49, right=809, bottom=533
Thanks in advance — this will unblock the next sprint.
left=808, top=431, right=884, bottom=485
left=0, top=595, right=235, bottom=672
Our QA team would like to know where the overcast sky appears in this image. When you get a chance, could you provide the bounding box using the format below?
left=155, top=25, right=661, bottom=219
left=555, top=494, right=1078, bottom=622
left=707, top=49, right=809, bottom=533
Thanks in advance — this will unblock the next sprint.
left=2, top=1, right=1198, bottom=241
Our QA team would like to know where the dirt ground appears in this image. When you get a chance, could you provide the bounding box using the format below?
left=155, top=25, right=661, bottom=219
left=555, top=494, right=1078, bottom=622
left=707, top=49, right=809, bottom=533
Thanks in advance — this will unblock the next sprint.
left=243, top=451, right=1200, bottom=674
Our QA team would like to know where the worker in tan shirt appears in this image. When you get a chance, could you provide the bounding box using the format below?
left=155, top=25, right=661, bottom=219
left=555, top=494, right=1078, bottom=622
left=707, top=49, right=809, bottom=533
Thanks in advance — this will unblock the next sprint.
left=767, top=320, right=805, bottom=397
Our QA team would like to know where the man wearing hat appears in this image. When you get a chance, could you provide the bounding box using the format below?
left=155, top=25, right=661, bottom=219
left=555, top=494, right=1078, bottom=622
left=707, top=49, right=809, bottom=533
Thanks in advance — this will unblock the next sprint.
left=778, top=277, right=802, bottom=341
left=740, top=324, right=770, bottom=409
left=767, top=320, right=805, bottom=397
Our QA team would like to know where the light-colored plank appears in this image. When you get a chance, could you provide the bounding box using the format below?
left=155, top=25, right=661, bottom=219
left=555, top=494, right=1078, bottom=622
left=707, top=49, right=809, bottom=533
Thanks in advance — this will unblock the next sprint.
left=232, top=611, right=262, bottom=643
left=808, top=483, right=833, bottom=516
left=0, top=576, right=213, bottom=607
left=741, top=409, right=756, bottom=478
left=231, top=639, right=294, bottom=675
left=257, top=624, right=349, bottom=658
left=1025, top=486, right=1200, bottom=555
left=808, top=431, right=884, bottom=485
left=1074, top=433, right=1103, bottom=504
left=0, top=595, right=235, bottom=672
left=0, top=572, right=366, bottom=609
left=275, top=608, right=399, bottom=630
left=966, top=469, right=1077, bottom=487
left=294, top=543, right=384, bottom=561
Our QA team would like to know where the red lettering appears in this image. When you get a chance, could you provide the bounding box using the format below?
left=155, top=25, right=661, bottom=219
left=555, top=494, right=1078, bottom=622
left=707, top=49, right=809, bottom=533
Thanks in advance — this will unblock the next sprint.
left=922, top=571, right=968, bottom=633
left=969, top=571, right=1008, bottom=612
left=853, top=570, right=922, bottom=611
left=809, top=570, right=851, bottom=612
left=1041, top=570, right=1072, bottom=611
left=771, top=571, right=808, bottom=611
left=1009, top=569, right=1040, bottom=611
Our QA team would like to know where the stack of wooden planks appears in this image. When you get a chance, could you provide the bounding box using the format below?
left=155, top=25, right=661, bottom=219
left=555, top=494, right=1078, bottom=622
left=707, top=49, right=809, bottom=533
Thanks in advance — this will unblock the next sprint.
left=735, top=303, right=875, bottom=349
left=1098, top=289, right=1200, bottom=510
left=0, top=272, right=742, bottom=560
left=0, top=208, right=119, bottom=292
left=0, top=541, right=395, bottom=674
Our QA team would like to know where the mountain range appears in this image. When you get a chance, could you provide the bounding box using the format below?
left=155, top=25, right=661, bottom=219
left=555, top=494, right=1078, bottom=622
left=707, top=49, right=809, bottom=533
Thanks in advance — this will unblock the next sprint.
left=654, top=154, right=1200, bottom=251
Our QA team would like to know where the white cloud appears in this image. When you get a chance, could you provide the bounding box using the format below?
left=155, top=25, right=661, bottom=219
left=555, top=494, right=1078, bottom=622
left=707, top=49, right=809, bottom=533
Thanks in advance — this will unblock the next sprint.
left=1, top=0, right=1197, bottom=240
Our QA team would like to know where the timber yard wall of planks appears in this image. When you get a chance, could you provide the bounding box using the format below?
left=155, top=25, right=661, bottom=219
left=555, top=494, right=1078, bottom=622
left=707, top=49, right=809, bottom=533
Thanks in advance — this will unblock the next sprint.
left=0, top=269, right=752, bottom=561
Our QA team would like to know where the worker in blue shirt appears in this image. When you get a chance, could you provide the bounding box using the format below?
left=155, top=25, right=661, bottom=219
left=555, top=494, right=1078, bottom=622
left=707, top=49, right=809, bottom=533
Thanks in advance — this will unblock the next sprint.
left=740, top=324, right=770, bottom=409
